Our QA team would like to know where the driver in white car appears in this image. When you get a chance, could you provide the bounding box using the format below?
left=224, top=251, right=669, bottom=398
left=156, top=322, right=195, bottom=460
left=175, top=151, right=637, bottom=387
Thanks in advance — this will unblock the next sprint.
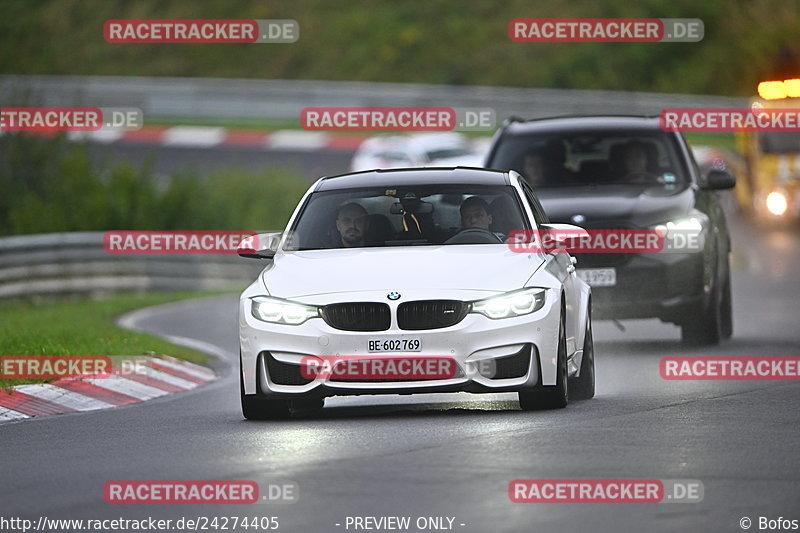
left=459, top=196, right=506, bottom=242
left=335, top=202, right=370, bottom=247
left=460, top=196, right=493, bottom=230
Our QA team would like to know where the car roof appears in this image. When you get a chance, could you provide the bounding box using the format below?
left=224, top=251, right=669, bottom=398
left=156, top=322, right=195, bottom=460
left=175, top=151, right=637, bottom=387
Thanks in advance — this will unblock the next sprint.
left=315, top=167, right=510, bottom=191
left=501, top=115, right=664, bottom=135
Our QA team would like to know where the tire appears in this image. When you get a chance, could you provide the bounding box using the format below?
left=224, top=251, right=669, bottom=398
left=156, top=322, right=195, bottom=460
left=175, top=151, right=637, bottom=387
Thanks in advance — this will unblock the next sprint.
left=681, top=249, right=723, bottom=346
left=240, top=355, right=291, bottom=420
left=519, top=308, right=568, bottom=410
left=680, top=288, right=721, bottom=346
left=720, top=255, right=733, bottom=340
left=569, top=308, right=595, bottom=401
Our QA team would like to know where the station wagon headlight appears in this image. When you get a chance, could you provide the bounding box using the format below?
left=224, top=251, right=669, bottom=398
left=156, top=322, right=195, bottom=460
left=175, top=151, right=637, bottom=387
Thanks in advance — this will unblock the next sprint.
left=251, top=296, right=320, bottom=325
left=652, top=215, right=706, bottom=234
left=650, top=215, right=708, bottom=252
left=470, top=288, right=546, bottom=319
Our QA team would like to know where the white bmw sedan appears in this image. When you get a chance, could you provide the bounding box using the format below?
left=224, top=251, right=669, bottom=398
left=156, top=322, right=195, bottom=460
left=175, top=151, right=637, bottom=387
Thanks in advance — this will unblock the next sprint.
left=238, top=167, right=594, bottom=419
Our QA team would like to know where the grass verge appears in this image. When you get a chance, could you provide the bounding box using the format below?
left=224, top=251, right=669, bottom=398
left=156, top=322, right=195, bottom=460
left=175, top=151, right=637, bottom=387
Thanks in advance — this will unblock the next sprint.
left=0, top=291, right=230, bottom=389
left=142, top=116, right=496, bottom=139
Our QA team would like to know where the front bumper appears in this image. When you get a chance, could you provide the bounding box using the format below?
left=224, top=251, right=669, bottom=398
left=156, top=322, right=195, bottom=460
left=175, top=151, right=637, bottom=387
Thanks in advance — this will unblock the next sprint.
left=239, top=288, right=562, bottom=399
left=580, top=252, right=705, bottom=322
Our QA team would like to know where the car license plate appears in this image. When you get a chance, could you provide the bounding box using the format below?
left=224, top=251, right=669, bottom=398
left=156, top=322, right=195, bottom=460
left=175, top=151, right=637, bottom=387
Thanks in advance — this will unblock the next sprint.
left=368, top=338, right=422, bottom=353
left=577, top=268, right=617, bottom=287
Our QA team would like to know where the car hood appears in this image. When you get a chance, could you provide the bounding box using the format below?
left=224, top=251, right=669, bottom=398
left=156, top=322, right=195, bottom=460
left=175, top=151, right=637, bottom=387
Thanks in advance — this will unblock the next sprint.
left=537, top=184, right=696, bottom=227
left=261, top=246, right=544, bottom=299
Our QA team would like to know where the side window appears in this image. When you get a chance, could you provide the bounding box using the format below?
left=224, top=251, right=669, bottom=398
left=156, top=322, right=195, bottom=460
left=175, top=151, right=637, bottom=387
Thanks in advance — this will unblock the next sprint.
left=519, top=180, right=549, bottom=225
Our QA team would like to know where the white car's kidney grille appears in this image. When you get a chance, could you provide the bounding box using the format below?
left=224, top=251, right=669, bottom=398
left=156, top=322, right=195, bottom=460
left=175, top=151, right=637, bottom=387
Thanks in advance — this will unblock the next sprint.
left=321, top=302, right=391, bottom=332
left=397, top=300, right=469, bottom=330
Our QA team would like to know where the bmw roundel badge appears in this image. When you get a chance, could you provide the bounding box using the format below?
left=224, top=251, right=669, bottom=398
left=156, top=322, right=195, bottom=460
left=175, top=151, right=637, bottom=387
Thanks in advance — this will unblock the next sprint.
left=387, top=291, right=401, bottom=301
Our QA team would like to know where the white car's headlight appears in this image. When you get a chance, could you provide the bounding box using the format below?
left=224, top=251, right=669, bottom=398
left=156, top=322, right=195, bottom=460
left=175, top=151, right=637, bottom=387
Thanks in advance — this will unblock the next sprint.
left=251, top=296, right=320, bottom=325
left=470, top=288, right=546, bottom=319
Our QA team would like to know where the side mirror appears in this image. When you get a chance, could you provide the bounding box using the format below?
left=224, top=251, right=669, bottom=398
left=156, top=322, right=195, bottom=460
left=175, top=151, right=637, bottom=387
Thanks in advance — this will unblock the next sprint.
left=540, top=223, right=589, bottom=252
left=238, top=232, right=281, bottom=260
left=702, top=169, right=736, bottom=190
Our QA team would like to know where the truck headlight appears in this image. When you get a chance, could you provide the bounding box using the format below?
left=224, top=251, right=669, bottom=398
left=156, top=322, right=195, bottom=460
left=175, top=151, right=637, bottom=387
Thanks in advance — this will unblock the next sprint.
left=251, top=296, right=320, bottom=325
left=766, top=191, right=788, bottom=216
left=470, top=288, right=546, bottom=319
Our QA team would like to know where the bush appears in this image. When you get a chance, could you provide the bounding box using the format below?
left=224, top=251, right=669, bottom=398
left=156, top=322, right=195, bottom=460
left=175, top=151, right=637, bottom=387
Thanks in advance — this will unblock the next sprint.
left=0, top=133, right=307, bottom=235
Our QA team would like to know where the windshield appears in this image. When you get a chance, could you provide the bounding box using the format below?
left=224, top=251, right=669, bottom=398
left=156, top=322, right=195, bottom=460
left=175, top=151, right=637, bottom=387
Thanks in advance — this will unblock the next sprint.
left=284, top=184, right=530, bottom=250
left=489, top=129, right=689, bottom=189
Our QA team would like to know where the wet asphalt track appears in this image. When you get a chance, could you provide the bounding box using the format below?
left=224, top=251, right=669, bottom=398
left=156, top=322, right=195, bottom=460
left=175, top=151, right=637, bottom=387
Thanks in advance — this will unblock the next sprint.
left=0, top=139, right=800, bottom=533
left=2, top=145, right=800, bottom=533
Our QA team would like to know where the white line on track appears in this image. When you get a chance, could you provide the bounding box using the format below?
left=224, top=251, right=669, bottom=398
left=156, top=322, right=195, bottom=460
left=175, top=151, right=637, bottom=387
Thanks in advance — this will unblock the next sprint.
left=13, top=384, right=115, bottom=411
left=0, top=406, right=30, bottom=421
left=265, top=130, right=329, bottom=150
left=83, top=375, right=170, bottom=401
left=162, top=126, right=226, bottom=147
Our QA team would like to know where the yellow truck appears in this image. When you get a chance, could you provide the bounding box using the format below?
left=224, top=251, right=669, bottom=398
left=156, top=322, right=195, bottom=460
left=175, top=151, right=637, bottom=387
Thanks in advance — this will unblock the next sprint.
left=735, top=79, right=800, bottom=222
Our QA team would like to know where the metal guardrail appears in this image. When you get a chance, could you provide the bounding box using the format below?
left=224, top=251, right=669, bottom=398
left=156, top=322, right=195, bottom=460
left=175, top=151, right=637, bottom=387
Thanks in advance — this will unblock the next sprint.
left=0, top=75, right=748, bottom=123
left=0, top=232, right=263, bottom=298
left=0, top=76, right=748, bottom=298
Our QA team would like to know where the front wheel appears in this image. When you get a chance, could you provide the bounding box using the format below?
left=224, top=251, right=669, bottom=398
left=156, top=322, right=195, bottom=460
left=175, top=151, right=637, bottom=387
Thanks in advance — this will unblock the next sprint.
left=519, top=309, right=568, bottom=410
left=720, top=255, right=733, bottom=339
left=681, top=250, right=725, bottom=346
left=240, top=358, right=290, bottom=420
left=569, top=309, right=595, bottom=401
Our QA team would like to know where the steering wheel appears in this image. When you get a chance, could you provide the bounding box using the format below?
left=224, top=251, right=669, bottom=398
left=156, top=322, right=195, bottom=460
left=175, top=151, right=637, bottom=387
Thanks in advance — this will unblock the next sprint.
left=444, top=228, right=503, bottom=244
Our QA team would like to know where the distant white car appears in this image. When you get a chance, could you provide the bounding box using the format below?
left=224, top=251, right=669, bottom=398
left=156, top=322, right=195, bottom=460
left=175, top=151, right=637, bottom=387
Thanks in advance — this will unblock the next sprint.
left=238, top=167, right=595, bottom=419
left=350, top=133, right=485, bottom=171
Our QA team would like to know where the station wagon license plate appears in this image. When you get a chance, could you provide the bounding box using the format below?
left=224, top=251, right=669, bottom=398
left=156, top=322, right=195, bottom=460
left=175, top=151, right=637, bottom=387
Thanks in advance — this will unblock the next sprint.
left=577, top=268, right=617, bottom=287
